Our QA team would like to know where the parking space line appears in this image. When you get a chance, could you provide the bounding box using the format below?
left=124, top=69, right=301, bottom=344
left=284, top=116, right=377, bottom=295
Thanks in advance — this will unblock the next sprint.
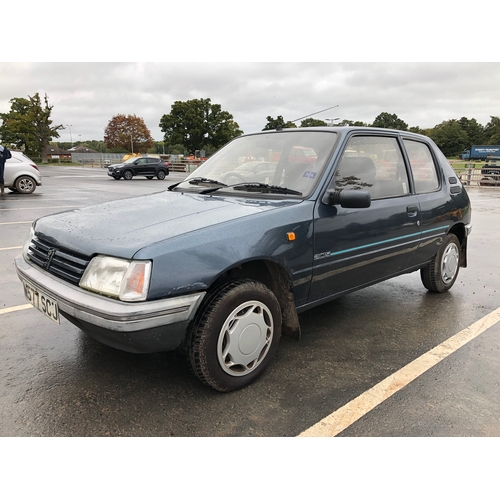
left=298, top=306, right=500, bottom=437
left=0, top=304, right=32, bottom=315
left=0, top=246, right=22, bottom=251
left=0, top=221, right=32, bottom=225
left=0, top=205, right=80, bottom=211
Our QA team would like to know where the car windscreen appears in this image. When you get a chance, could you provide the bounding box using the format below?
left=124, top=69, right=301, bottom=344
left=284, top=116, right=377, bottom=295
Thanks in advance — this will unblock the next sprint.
left=182, top=130, right=338, bottom=197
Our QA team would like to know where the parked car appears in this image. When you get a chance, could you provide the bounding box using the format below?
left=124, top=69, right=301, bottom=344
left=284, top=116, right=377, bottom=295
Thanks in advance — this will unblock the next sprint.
left=15, top=127, right=472, bottom=392
left=5, top=151, right=42, bottom=194
left=480, top=156, right=500, bottom=186
left=107, top=156, right=169, bottom=180
left=222, top=161, right=277, bottom=184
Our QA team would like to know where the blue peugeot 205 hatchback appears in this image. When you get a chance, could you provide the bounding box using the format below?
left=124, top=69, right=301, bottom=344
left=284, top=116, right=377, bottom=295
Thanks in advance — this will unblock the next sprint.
left=15, top=127, right=472, bottom=391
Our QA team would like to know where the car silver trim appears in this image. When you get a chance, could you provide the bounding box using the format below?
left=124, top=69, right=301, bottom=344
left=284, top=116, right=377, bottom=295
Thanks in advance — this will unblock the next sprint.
left=15, top=255, right=205, bottom=333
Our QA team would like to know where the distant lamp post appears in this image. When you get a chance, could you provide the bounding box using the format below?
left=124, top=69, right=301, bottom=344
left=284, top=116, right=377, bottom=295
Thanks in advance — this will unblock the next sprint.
left=130, top=135, right=134, bottom=154
left=325, top=118, right=340, bottom=127
left=66, top=124, right=73, bottom=145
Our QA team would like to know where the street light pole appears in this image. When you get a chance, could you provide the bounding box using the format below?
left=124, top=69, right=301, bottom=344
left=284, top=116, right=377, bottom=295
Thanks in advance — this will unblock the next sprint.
left=66, top=124, right=73, bottom=145
left=325, top=118, right=340, bottom=127
left=130, top=135, right=134, bottom=154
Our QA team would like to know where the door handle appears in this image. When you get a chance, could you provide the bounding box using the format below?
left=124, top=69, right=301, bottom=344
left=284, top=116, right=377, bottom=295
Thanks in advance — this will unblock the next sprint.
left=406, top=205, right=419, bottom=217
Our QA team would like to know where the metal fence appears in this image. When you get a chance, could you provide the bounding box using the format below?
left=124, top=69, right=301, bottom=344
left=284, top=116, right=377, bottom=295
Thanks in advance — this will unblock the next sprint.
left=454, top=164, right=500, bottom=188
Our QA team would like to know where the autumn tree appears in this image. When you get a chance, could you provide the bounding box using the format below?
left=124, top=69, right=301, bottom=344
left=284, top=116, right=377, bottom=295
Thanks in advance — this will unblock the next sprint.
left=104, top=114, right=154, bottom=154
left=372, top=112, right=408, bottom=131
left=0, top=93, right=63, bottom=161
left=159, top=99, right=243, bottom=154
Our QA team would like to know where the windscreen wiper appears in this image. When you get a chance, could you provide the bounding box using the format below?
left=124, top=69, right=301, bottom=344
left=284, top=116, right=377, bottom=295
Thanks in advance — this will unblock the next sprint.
left=232, top=183, right=303, bottom=196
left=168, top=177, right=227, bottom=191
left=200, top=182, right=302, bottom=196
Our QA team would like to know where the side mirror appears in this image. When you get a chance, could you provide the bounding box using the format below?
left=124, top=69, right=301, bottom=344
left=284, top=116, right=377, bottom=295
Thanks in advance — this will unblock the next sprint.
left=322, top=189, right=371, bottom=208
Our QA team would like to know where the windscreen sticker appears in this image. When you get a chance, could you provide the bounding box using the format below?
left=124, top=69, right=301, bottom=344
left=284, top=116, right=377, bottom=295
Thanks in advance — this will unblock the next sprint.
left=303, top=171, right=317, bottom=179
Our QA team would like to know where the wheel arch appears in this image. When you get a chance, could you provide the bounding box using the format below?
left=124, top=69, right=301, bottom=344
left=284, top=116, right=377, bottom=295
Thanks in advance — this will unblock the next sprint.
left=448, top=223, right=468, bottom=267
left=208, top=258, right=301, bottom=339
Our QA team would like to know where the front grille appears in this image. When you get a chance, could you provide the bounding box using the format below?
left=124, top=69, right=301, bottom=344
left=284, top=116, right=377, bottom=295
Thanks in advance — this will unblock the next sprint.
left=28, top=236, right=91, bottom=285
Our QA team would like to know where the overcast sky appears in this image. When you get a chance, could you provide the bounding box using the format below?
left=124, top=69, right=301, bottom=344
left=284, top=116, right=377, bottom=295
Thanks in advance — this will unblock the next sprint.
left=2, top=3, right=499, bottom=145
left=2, top=62, right=499, bottom=145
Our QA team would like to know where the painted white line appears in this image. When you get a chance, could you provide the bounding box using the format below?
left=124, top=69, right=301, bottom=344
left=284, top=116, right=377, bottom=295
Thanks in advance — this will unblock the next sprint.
left=0, top=221, right=32, bottom=225
left=0, top=246, right=22, bottom=251
left=0, top=304, right=32, bottom=315
left=298, top=306, right=500, bottom=437
left=0, top=206, right=80, bottom=211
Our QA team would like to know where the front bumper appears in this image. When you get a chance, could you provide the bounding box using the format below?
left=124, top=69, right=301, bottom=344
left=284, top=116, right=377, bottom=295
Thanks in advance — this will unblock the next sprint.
left=15, top=255, right=205, bottom=353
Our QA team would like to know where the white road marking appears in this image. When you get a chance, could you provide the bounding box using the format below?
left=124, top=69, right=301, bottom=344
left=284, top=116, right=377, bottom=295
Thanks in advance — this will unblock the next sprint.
left=0, top=304, right=32, bottom=315
left=298, top=306, right=500, bottom=437
left=0, top=246, right=22, bottom=251
left=0, top=221, right=32, bottom=225
left=0, top=206, right=80, bottom=211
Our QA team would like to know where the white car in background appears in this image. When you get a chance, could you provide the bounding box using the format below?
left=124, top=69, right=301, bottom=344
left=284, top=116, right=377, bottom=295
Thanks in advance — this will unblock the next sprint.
left=5, top=151, right=42, bottom=194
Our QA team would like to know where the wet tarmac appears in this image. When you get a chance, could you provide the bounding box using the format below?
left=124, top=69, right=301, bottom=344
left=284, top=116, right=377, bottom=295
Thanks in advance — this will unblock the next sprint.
left=1, top=166, right=499, bottom=437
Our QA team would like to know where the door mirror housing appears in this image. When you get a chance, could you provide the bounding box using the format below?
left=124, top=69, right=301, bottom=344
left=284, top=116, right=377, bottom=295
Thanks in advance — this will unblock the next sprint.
left=322, top=189, right=371, bottom=208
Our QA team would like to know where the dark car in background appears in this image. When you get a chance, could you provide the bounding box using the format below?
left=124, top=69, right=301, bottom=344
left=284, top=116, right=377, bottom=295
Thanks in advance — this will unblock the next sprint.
left=16, top=127, right=472, bottom=392
left=107, top=156, right=169, bottom=180
left=480, top=156, right=500, bottom=186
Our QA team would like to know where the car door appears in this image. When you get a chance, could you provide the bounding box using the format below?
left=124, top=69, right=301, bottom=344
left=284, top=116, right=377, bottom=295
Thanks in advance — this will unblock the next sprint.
left=402, top=138, right=451, bottom=267
left=309, top=133, right=422, bottom=302
left=133, top=158, right=148, bottom=176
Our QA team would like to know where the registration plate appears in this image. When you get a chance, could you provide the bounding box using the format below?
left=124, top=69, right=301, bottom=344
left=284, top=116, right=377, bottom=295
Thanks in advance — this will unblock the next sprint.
left=22, top=280, right=60, bottom=324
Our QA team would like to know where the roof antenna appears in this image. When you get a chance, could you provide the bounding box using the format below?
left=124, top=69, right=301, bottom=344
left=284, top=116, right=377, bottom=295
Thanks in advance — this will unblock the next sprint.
left=290, top=104, right=339, bottom=124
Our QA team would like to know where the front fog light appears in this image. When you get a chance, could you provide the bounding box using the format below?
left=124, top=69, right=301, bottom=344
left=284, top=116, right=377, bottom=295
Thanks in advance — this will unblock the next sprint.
left=80, top=255, right=151, bottom=302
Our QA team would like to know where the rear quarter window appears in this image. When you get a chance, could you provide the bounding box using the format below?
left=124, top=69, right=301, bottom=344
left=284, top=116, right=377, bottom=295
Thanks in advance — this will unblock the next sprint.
left=403, top=139, right=440, bottom=194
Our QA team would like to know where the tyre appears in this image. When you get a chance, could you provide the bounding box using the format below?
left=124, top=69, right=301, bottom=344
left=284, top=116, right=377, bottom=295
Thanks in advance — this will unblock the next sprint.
left=123, top=170, right=133, bottom=180
left=15, top=176, right=36, bottom=194
left=188, top=280, right=282, bottom=392
left=157, top=170, right=166, bottom=180
left=421, top=234, right=460, bottom=293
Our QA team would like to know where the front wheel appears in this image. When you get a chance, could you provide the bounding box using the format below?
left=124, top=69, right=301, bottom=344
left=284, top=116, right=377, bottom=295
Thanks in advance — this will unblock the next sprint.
left=188, top=280, right=282, bottom=392
left=421, top=234, right=461, bottom=292
left=123, top=170, right=133, bottom=180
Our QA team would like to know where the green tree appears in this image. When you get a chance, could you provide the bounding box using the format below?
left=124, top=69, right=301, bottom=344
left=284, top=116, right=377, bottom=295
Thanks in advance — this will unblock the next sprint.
left=483, top=116, right=500, bottom=144
left=159, top=98, right=243, bottom=154
left=427, top=120, right=469, bottom=157
left=262, top=115, right=297, bottom=130
left=0, top=93, right=63, bottom=161
left=300, top=118, right=328, bottom=127
left=104, top=114, right=154, bottom=153
left=457, top=117, right=485, bottom=146
left=372, top=112, right=408, bottom=130
left=336, top=119, right=368, bottom=127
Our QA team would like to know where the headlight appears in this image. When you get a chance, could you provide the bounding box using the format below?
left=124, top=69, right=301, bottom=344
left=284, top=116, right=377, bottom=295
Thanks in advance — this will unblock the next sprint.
left=80, top=255, right=152, bottom=302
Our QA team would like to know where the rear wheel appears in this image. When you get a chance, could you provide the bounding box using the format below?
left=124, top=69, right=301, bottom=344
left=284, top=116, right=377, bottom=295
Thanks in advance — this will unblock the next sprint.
left=123, top=170, right=133, bottom=180
left=157, top=170, right=166, bottom=180
left=188, top=280, right=282, bottom=392
left=15, top=176, right=36, bottom=194
left=421, top=234, right=460, bottom=292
